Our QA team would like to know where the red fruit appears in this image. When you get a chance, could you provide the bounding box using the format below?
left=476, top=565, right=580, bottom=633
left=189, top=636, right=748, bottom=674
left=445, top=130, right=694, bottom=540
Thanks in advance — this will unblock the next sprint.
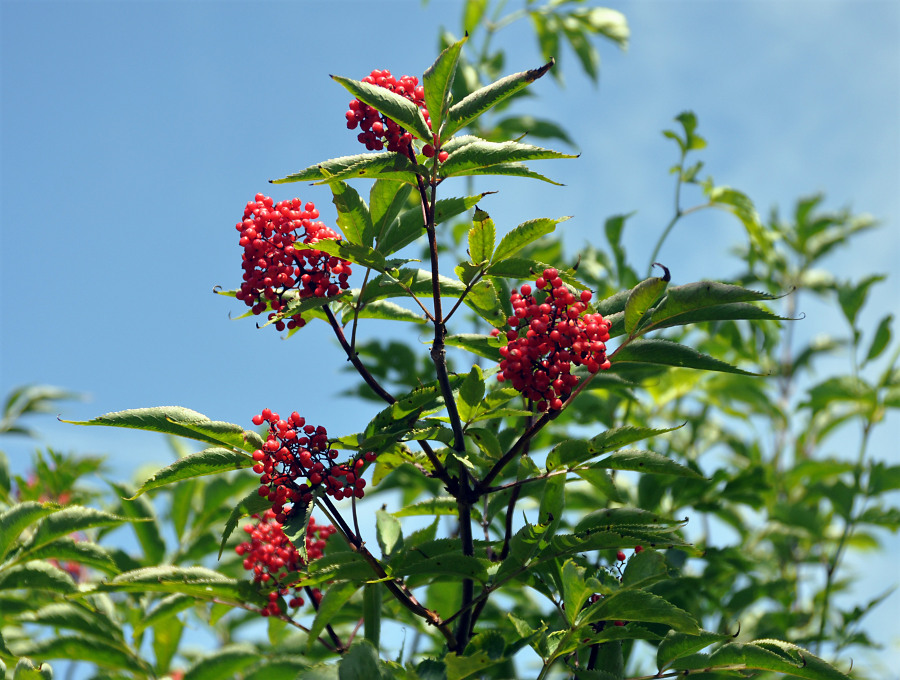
left=634, top=545, right=644, bottom=553
left=616, top=550, right=626, bottom=562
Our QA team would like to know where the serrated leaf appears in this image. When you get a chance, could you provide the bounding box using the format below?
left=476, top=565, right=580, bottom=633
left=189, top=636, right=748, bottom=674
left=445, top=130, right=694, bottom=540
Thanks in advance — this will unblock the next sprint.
left=424, top=36, right=465, bottom=134
left=579, top=589, right=699, bottom=633
left=272, top=151, right=422, bottom=186
left=17, top=602, right=122, bottom=642
left=546, top=425, right=680, bottom=469
left=0, top=560, right=76, bottom=593
left=330, top=181, right=374, bottom=247
left=393, top=497, right=459, bottom=517
left=394, top=553, right=488, bottom=584
left=672, top=640, right=852, bottom=679
left=646, top=281, right=780, bottom=331
left=109, top=481, right=166, bottom=564
left=593, top=450, right=703, bottom=479
left=449, top=161, right=565, bottom=185
left=468, top=207, right=495, bottom=263
left=24, top=536, right=120, bottom=575
left=283, top=499, right=314, bottom=564
left=341, top=299, right=427, bottom=325
left=575, top=507, right=686, bottom=533
left=18, top=506, right=132, bottom=555
left=64, top=407, right=262, bottom=453
left=130, top=448, right=254, bottom=499
left=440, top=139, right=576, bottom=178
left=12, top=657, right=53, bottom=679
left=612, top=338, right=758, bottom=375
left=443, top=60, right=555, bottom=137
left=493, top=217, right=565, bottom=262
left=134, top=593, right=194, bottom=635
left=459, top=365, right=486, bottom=409
left=375, top=509, right=403, bottom=557
left=82, top=566, right=260, bottom=606
left=333, top=74, right=432, bottom=141
left=657, top=629, right=733, bottom=670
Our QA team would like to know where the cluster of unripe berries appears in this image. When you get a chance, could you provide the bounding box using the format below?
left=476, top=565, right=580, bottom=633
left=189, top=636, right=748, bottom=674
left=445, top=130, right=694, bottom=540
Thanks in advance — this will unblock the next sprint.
left=235, top=193, right=352, bottom=331
left=345, top=69, right=448, bottom=163
left=235, top=509, right=336, bottom=617
left=496, top=268, right=612, bottom=411
left=251, top=408, right=376, bottom=522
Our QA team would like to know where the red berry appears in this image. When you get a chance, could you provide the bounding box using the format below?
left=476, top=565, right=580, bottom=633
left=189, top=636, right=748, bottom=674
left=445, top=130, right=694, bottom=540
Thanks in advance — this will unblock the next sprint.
left=634, top=545, right=644, bottom=553
left=616, top=550, right=626, bottom=562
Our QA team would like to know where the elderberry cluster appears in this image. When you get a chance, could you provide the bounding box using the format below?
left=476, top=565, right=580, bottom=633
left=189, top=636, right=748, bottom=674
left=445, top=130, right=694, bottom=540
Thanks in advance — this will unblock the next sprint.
left=497, top=268, right=612, bottom=411
left=345, top=69, right=448, bottom=162
left=235, top=509, right=336, bottom=617
left=251, top=409, right=376, bottom=521
left=235, top=193, right=352, bottom=331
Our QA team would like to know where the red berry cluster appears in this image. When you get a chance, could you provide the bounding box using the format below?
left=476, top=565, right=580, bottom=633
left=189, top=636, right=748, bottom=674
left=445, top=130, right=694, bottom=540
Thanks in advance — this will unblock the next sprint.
left=235, top=508, right=336, bottom=617
left=251, top=409, right=376, bottom=521
left=345, top=69, right=448, bottom=163
left=497, top=268, right=612, bottom=411
left=235, top=193, right=352, bottom=331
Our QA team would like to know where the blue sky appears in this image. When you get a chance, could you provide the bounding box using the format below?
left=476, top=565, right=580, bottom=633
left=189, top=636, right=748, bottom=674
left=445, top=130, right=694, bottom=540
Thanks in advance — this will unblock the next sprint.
left=2, top=0, right=898, bottom=673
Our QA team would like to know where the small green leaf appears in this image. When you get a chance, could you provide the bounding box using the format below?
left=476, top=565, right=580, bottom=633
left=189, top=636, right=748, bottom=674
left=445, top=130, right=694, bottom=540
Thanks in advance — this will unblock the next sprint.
left=134, top=593, right=194, bottom=635
left=561, top=16, right=599, bottom=81
left=338, top=641, right=393, bottom=680
left=17, top=506, right=133, bottom=555
left=560, top=560, right=592, bottom=625
left=23, top=536, right=120, bottom=575
left=424, top=36, right=466, bottom=134
left=17, top=602, right=122, bottom=642
left=283, top=499, right=315, bottom=564
left=864, top=314, right=892, bottom=363
left=624, top=266, right=669, bottom=335
left=331, top=181, right=374, bottom=247
left=341, top=300, right=427, bottom=325
left=459, top=365, right=486, bottom=410
left=444, top=60, right=555, bottom=137
left=445, top=333, right=503, bottom=361
left=10, top=635, right=148, bottom=674
left=393, top=497, right=460, bottom=517
left=468, top=207, right=495, bottom=263
left=375, top=509, right=403, bottom=557
left=218, top=488, right=270, bottom=558
left=332, top=74, right=432, bottom=141
left=82, top=566, right=261, bottom=606
left=12, top=657, right=54, bottom=680
left=378, top=194, right=484, bottom=256
left=110, top=481, right=167, bottom=565
left=837, top=274, right=885, bottom=328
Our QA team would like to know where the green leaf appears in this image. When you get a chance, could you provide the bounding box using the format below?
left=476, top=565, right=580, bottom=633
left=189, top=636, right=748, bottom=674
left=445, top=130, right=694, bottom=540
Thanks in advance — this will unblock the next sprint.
left=492, top=217, right=565, bottom=262
left=342, top=299, right=427, bottom=325
left=331, top=181, right=374, bottom=247
left=625, top=269, right=669, bottom=335
left=83, top=566, right=261, bottom=606
left=450, top=161, right=565, bottom=185
left=109, top=481, right=167, bottom=565
left=294, top=239, right=387, bottom=274
left=22, top=536, right=120, bottom=575
left=272, top=151, right=422, bottom=186
left=0, top=501, right=58, bottom=561
left=424, top=36, right=466, bottom=135
left=561, top=16, right=599, bottom=81
left=657, top=629, right=734, bottom=671
left=560, top=560, right=593, bottom=625
left=593, top=450, right=703, bottom=479
left=575, top=507, right=686, bottom=534
left=645, top=281, right=779, bottom=332
left=468, top=207, right=495, bottom=264
left=836, top=274, right=885, bottom=328
left=574, top=7, right=629, bottom=48
left=332, top=74, right=432, bottom=141
left=338, top=641, right=393, bottom=680
left=359, top=268, right=466, bottom=305
left=494, top=115, right=576, bottom=146
left=283, top=498, right=314, bottom=564
left=17, top=506, right=133, bottom=555
left=445, top=333, right=503, bottom=361
left=308, top=582, right=360, bottom=653
left=440, top=138, right=577, bottom=178
left=546, top=425, right=680, bottom=469
left=375, top=509, right=403, bottom=557
left=611, top=338, right=758, bottom=375
left=134, top=593, right=194, bottom=635
left=17, top=602, right=122, bottom=642
left=864, top=314, right=892, bottom=363
left=12, top=657, right=53, bottom=680
left=672, top=640, right=852, bottom=679
left=393, top=497, right=459, bottom=517
left=0, top=560, right=76, bottom=594
left=63, top=407, right=262, bottom=453
left=621, top=549, right=670, bottom=589
left=464, top=279, right=507, bottom=327
left=9, top=635, right=149, bottom=674
left=459, top=365, right=486, bottom=409
left=218, top=487, right=270, bottom=559
left=183, top=644, right=259, bottom=680
left=579, top=589, right=699, bottom=633
left=378, top=194, right=484, bottom=256
left=130, top=448, right=254, bottom=499
left=444, top=649, right=506, bottom=680
left=370, top=180, right=413, bottom=245
left=443, top=60, right=555, bottom=137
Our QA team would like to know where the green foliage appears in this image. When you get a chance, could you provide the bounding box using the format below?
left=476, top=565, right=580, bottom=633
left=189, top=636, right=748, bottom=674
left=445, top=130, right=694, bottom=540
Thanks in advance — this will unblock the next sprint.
left=1, top=3, right=895, bottom=680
